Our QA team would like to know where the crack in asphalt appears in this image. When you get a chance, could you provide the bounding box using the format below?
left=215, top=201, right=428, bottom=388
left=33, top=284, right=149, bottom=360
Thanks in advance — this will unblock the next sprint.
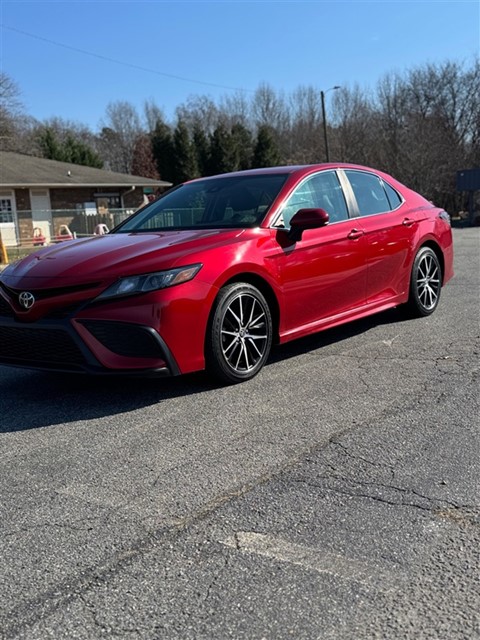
left=2, top=338, right=479, bottom=638
left=330, top=439, right=396, bottom=475
left=3, top=519, right=100, bottom=538
left=304, top=477, right=478, bottom=515
left=202, top=555, right=230, bottom=605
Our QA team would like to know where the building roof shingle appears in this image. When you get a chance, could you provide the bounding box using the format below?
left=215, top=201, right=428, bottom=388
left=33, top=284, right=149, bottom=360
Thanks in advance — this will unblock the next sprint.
left=0, top=151, right=172, bottom=188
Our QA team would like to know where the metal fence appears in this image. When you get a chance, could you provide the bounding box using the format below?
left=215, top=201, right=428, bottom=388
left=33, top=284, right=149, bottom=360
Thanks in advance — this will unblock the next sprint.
left=11, top=208, right=136, bottom=248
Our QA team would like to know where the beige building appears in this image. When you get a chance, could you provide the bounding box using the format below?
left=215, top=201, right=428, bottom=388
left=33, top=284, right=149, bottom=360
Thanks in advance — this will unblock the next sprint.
left=0, top=152, right=171, bottom=245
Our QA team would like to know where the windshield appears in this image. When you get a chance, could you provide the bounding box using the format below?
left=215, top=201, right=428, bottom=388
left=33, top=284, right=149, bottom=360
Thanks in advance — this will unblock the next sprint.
left=114, top=174, right=288, bottom=232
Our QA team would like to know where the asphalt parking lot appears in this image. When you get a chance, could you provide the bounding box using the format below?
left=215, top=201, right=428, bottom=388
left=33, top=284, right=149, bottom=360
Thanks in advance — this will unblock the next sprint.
left=0, top=228, right=479, bottom=639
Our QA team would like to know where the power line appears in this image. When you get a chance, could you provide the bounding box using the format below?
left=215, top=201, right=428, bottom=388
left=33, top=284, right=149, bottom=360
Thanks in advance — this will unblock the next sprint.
left=1, top=24, right=255, bottom=93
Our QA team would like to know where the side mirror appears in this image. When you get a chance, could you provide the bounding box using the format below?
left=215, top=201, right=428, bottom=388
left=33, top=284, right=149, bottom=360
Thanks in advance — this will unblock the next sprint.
left=288, top=208, right=329, bottom=241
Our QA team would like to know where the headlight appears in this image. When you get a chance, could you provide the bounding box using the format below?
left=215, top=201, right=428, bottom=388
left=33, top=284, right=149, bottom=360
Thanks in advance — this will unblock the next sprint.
left=97, top=264, right=202, bottom=301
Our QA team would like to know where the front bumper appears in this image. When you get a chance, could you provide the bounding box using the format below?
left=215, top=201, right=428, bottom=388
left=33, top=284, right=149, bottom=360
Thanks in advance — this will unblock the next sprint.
left=0, top=314, right=180, bottom=376
left=0, top=277, right=217, bottom=375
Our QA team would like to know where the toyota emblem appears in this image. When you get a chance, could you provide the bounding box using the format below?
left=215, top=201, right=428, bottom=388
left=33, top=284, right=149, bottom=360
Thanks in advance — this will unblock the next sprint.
left=19, top=291, right=35, bottom=310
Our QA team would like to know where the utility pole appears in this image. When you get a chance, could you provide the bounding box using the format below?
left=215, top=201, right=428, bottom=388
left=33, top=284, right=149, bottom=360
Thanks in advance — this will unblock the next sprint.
left=321, top=86, right=340, bottom=162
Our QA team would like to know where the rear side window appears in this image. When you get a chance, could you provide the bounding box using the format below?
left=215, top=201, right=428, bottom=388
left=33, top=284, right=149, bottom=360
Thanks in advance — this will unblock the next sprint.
left=384, top=182, right=403, bottom=209
left=345, top=170, right=391, bottom=216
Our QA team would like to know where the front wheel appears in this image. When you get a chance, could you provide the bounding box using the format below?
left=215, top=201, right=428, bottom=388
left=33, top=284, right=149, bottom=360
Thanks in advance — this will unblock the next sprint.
left=403, top=246, right=442, bottom=317
left=206, top=283, right=273, bottom=384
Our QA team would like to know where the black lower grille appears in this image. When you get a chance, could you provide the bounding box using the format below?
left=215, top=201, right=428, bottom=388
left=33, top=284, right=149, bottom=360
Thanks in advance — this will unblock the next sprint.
left=0, top=326, right=87, bottom=365
left=0, top=297, right=13, bottom=318
left=80, top=320, right=164, bottom=359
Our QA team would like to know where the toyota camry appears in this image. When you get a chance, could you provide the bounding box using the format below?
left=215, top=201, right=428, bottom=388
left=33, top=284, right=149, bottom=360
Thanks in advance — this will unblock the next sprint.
left=0, top=164, right=454, bottom=383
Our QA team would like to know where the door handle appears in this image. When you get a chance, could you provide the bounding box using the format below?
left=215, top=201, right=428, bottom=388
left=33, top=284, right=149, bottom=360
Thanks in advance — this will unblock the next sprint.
left=347, top=228, right=364, bottom=240
left=402, top=217, right=416, bottom=227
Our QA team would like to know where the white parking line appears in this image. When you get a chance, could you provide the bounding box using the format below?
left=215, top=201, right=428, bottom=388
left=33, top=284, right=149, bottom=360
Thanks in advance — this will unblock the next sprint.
left=221, top=531, right=403, bottom=590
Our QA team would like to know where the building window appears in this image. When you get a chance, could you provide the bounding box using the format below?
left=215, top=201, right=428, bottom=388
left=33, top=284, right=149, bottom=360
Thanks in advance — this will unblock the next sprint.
left=0, top=198, right=14, bottom=223
left=94, top=194, right=121, bottom=213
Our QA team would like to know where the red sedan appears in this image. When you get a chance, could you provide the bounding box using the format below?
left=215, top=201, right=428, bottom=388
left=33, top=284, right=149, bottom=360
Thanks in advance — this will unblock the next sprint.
left=0, top=164, right=453, bottom=383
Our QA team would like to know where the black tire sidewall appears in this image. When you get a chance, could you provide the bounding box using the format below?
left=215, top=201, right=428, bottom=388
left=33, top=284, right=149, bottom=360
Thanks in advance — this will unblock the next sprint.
left=206, top=283, right=273, bottom=383
left=408, top=247, right=442, bottom=317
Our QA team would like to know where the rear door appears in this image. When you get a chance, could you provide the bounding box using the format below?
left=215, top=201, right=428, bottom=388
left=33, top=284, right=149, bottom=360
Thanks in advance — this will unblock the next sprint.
left=342, top=170, right=416, bottom=304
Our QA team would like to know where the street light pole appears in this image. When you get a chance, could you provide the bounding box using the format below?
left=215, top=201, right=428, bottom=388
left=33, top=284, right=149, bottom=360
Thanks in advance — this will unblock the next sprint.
left=321, top=86, right=340, bottom=162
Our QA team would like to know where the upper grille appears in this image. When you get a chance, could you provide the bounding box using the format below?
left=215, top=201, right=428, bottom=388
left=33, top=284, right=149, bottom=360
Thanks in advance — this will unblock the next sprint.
left=0, top=281, right=101, bottom=301
left=45, top=303, right=84, bottom=319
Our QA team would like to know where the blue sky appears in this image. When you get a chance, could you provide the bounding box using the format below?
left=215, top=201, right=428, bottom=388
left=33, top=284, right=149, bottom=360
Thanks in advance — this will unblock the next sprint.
left=1, top=1, right=479, bottom=131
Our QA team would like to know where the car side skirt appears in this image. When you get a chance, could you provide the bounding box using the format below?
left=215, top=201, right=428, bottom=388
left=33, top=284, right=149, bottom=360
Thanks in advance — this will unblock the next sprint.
left=278, top=294, right=407, bottom=344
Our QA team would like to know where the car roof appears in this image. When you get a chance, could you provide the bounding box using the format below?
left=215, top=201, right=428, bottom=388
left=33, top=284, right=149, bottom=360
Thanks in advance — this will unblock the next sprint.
left=186, top=163, right=394, bottom=183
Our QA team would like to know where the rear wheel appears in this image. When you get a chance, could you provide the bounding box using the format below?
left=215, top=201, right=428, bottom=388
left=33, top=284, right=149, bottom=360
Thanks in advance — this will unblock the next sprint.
left=404, top=246, right=442, bottom=317
left=206, top=283, right=273, bottom=384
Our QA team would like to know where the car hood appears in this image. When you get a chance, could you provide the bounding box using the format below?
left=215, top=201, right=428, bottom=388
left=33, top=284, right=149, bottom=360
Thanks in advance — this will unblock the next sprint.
left=1, top=229, right=246, bottom=287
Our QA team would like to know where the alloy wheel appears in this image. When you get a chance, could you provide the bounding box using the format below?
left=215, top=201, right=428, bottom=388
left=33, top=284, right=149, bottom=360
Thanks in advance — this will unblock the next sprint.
left=415, top=251, right=441, bottom=311
left=220, top=292, right=269, bottom=373
left=403, top=246, right=443, bottom=318
left=207, top=282, right=273, bottom=383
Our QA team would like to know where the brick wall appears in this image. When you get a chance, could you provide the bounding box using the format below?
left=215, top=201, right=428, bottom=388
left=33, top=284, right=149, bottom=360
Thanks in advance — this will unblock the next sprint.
left=50, top=188, right=98, bottom=211
left=50, top=187, right=146, bottom=210
left=50, top=187, right=144, bottom=236
left=12, top=186, right=151, bottom=242
left=14, top=188, right=31, bottom=211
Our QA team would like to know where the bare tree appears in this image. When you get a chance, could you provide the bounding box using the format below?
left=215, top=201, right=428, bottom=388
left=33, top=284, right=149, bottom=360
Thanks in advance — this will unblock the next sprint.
left=0, top=72, right=27, bottom=151
left=175, top=95, right=220, bottom=136
left=99, top=101, right=143, bottom=173
left=218, top=91, right=251, bottom=128
left=379, top=60, right=480, bottom=208
left=143, top=99, right=166, bottom=134
left=251, top=83, right=288, bottom=129
left=372, top=73, right=413, bottom=176
left=331, top=85, right=375, bottom=165
left=287, top=86, right=323, bottom=163
left=251, top=84, right=290, bottom=162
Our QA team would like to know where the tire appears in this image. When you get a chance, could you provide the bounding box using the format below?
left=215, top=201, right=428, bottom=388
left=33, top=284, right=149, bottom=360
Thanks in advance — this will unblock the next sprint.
left=403, top=246, right=442, bottom=317
left=206, top=282, right=273, bottom=384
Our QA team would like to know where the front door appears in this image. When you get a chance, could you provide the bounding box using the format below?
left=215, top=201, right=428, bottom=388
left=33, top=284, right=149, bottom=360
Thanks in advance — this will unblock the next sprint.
left=30, top=189, right=53, bottom=243
left=274, top=222, right=368, bottom=338
left=270, top=170, right=368, bottom=339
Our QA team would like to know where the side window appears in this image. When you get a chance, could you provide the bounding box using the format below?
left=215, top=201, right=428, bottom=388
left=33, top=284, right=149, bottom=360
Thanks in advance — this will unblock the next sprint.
left=346, top=171, right=391, bottom=216
left=279, top=181, right=317, bottom=228
left=279, top=171, right=349, bottom=228
left=384, top=182, right=403, bottom=209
